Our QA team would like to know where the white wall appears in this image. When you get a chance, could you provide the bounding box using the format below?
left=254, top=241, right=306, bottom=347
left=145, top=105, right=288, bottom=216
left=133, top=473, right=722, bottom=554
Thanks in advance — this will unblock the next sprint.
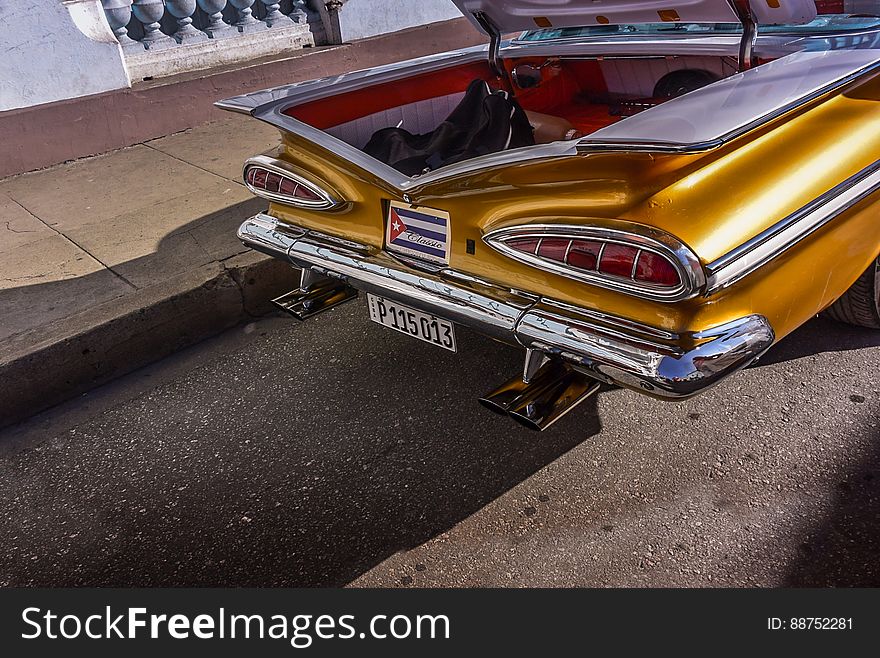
left=0, top=1, right=130, bottom=112
left=336, top=0, right=463, bottom=42
left=0, top=1, right=464, bottom=112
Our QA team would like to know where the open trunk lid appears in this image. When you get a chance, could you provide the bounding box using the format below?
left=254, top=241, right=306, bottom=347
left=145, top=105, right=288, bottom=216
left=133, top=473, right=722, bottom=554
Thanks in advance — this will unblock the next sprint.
left=452, top=0, right=817, bottom=33
left=217, top=47, right=879, bottom=194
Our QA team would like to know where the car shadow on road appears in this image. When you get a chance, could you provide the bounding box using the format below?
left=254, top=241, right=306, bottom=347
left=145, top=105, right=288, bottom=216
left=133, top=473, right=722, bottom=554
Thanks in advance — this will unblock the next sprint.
left=750, top=316, right=880, bottom=585
left=225, top=328, right=607, bottom=587
left=784, top=426, right=880, bottom=586
left=0, top=312, right=605, bottom=588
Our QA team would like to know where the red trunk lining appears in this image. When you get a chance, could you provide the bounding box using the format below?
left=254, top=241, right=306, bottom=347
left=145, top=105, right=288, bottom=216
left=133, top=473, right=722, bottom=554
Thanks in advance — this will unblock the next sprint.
left=284, top=58, right=623, bottom=137
left=504, top=58, right=621, bottom=133
left=284, top=62, right=496, bottom=129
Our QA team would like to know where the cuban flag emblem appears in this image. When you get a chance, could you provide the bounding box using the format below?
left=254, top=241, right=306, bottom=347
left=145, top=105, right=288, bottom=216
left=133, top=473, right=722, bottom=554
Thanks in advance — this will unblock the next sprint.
left=385, top=200, right=451, bottom=265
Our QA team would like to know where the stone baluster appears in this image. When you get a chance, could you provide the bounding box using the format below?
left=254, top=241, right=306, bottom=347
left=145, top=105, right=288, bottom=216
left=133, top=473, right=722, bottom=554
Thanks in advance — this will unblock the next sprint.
left=101, top=0, right=138, bottom=46
left=229, top=0, right=263, bottom=32
left=289, top=0, right=308, bottom=24
left=131, top=0, right=175, bottom=48
left=259, top=0, right=285, bottom=26
left=166, top=0, right=208, bottom=42
left=197, top=0, right=235, bottom=38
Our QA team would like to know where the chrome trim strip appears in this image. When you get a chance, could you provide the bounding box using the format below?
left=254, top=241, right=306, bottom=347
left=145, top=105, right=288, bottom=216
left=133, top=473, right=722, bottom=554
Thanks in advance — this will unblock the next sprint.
left=706, top=158, right=880, bottom=293
left=483, top=223, right=706, bottom=302
left=510, top=28, right=880, bottom=49
left=238, top=213, right=773, bottom=398
left=576, top=139, right=724, bottom=154
left=630, top=249, right=642, bottom=279
left=538, top=298, right=679, bottom=342
left=243, top=155, right=342, bottom=210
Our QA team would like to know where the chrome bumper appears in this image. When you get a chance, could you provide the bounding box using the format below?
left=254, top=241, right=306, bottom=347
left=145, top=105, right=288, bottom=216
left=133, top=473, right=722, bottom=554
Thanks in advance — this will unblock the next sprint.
left=239, top=213, right=775, bottom=398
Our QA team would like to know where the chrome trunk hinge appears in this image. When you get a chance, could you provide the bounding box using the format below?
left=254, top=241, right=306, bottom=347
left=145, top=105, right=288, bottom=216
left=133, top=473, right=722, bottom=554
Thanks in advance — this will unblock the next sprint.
left=728, top=0, right=759, bottom=71
left=473, top=11, right=504, bottom=78
left=738, top=12, right=758, bottom=71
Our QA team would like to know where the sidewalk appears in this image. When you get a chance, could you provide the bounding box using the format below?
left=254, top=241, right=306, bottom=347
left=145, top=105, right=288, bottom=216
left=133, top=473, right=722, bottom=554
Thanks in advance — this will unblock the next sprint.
left=0, top=114, right=297, bottom=426
left=0, top=18, right=487, bottom=428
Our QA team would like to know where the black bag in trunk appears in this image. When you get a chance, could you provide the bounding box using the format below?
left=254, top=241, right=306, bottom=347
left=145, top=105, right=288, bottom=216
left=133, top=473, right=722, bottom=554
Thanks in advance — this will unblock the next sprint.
left=363, top=79, right=535, bottom=176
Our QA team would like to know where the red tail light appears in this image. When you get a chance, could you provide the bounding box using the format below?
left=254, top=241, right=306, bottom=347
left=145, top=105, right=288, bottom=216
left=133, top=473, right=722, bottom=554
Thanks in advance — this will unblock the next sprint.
left=243, top=157, right=337, bottom=209
left=507, top=238, right=540, bottom=254
left=634, top=250, right=680, bottom=286
left=536, top=238, right=569, bottom=261
left=599, top=244, right=640, bottom=279
left=567, top=240, right=602, bottom=270
left=503, top=237, right=680, bottom=287
left=485, top=225, right=704, bottom=301
left=246, top=166, right=325, bottom=202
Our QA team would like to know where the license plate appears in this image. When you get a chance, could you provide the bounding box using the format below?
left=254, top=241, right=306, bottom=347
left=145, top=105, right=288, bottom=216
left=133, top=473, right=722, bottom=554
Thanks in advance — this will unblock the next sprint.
left=385, top=200, right=451, bottom=265
left=367, top=294, right=456, bottom=352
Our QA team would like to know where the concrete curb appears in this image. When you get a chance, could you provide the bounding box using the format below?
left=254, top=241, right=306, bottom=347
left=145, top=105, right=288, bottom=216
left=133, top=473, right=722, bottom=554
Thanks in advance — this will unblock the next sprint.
left=0, top=252, right=300, bottom=429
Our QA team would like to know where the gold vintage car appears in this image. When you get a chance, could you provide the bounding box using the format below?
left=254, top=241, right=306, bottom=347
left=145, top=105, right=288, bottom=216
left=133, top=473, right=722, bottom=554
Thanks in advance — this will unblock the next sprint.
left=219, top=0, right=880, bottom=430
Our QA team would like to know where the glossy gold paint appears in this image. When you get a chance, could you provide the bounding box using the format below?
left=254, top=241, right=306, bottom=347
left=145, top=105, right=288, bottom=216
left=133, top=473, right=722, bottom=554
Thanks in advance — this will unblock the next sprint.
left=266, top=70, right=880, bottom=346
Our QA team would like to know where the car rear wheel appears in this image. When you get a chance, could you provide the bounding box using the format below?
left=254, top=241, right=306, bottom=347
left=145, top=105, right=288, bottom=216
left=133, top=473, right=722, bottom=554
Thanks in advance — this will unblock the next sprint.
left=823, top=257, right=880, bottom=329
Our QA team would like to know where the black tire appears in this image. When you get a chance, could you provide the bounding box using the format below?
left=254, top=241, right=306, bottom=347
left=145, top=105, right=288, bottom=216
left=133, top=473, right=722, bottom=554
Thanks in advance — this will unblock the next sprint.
left=653, top=70, right=718, bottom=99
left=822, top=258, right=880, bottom=329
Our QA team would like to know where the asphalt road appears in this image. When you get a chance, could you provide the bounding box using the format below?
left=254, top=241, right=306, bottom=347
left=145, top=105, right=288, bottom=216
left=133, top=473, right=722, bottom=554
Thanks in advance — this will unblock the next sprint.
left=1, top=298, right=879, bottom=587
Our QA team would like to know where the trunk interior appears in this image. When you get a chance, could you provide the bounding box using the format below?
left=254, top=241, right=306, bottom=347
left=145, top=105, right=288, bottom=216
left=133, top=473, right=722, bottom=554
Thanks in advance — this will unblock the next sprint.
left=282, top=54, right=742, bottom=160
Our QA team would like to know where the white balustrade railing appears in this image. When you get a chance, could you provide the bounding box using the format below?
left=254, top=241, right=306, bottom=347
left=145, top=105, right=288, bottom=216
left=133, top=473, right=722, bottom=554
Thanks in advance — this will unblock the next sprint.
left=102, top=0, right=319, bottom=51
